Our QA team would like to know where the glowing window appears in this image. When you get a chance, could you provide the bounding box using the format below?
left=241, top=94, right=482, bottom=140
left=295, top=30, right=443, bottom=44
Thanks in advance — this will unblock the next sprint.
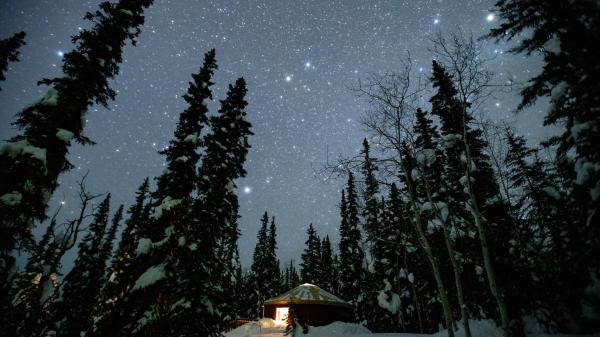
left=275, top=307, right=289, bottom=323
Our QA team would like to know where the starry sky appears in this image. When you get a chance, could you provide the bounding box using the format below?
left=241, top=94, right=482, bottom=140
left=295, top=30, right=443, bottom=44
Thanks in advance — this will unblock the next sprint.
left=0, top=0, right=549, bottom=268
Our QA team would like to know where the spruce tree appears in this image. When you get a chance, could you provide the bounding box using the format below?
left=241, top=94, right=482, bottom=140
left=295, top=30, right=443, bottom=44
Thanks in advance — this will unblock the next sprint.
left=173, top=76, right=252, bottom=336
left=100, top=205, right=124, bottom=266
left=320, top=235, right=335, bottom=293
left=489, top=2, right=600, bottom=330
left=361, top=139, right=399, bottom=332
left=91, top=178, right=151, bottom=336
left=489, top=1, right=600, bottom=267
left=95, top=50, right=217, bottom=337
left=413, top=107, right=472, bottom=337
left=300, top=224, right=321, bottom=284
left=0, top=0, right=153, bottom=259
left=250, top=211, right=272, bottom=315
left=504, top=131, right=582, bottom=330
left=387, top=183, right=427, bottom=333
left=267, top=216, right=281, bottom=295
left=0, top=31, right=26, bottom=89
left=338, top=174, right=366, bottom=320
left=10, top=217, right=62, bottom=337
left=430, top=60, right=518, bottom=336
left=54, top=194, right=112, bottom=337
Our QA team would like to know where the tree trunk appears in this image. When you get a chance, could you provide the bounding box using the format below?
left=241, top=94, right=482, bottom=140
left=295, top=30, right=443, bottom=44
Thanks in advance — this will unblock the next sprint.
left=402, top=249, right=424, bottom=334
left=402, top=164, right=455, bottom=337
left=422, top=181, right=472, bottom=337
left=462, top=113, right=512, bottom=337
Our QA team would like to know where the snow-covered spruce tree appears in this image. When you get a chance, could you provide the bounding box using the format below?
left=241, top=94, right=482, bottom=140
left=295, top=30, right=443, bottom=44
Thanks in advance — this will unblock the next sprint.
left=267, top=216, right=282, bottom=295
left=0, top=0, right=153, bottom=259
left=249, top=211, right=274, bottom=316
left=54, top=194, right=112, bottom=337
left=283, top=259, right=300, bottom=290
left=0, top=31, right=26, bottom=90
left=361, top=139, right=400, bottom=332
left=91, top=178, right=151, bottom=336
left=9, top=218, right=62, bottom=337
left=504, top=131, right=581, bottom=331
left=430, top=60, right=519, bottom=336
left=170, top=76, right=252, bottom=336
left=489, top=1, right=600, bottom=331
left=412, top=107, right=472, bottom=337
left=338, top=173, right=367, bottom=321
left=386, top=183, right=427, bottom=333
left=95, top=50, right=217, bottom=337
left=100, top=204, right=124, bottom=265
left=300, top=223, right=321, bottom=284
left=320, top=235, right=335, bottom=293
left=398, top=142, right=456, bottom=337
left=331, top=254, right=341, bottom=295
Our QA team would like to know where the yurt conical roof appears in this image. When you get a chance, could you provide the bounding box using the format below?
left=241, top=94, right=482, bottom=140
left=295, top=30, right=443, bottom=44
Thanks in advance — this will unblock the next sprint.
left=263, top=283, right=352, bottom=308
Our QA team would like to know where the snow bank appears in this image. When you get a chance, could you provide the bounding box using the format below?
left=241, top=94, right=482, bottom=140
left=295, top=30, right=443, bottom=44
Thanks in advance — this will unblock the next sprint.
left=432, top=320, right=503, bottom=337
left=297, top=321, right=371, bottom=337
left=225, top=318, right=285, bottom=337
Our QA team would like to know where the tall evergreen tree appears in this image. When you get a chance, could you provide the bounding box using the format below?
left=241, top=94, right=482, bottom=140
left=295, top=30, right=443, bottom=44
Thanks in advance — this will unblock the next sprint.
left=430, top=60, right=518, bottom=336
left=91, top=178, right=151, bottom=336
left=94, top=50, right=217, bottom=337
left=489, top=1, right=600, bottom=331
left=267, top=216, right=281, bottom=294
left=10, top=217, right=62, bottom=337
left=0, top=31, right=26, bottom=89
left=100, top=205, right=124, bottom=267
left=54, top=194, right=112, bottom=337
left=0, top=0, right=153, bottom=260
left=504, top=131, right=582, bottom=330
left=413, top=107, right=472, bottom=337
left=338, top=174, right=366, bottom=320
left=283, top=259, right=300, bottom=290
left=173, top=76, right=252, bottom=336
left=249, top=211, right=273, bottom=315
left=320, top=235, right=335, bottom=293
left=300, top=224, right=321, bottom=284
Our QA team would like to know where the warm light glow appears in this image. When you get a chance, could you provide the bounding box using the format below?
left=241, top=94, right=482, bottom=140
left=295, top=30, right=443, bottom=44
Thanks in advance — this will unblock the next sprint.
left=275, top=307, right=289, bottom=324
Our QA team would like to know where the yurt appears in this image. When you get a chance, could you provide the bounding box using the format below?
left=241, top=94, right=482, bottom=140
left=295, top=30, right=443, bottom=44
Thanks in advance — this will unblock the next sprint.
left=262, top=283, right=355, bottom=326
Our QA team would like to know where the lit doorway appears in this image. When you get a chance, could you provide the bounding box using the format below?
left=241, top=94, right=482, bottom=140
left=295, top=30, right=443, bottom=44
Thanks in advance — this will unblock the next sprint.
left=275, top=307, right=289, bottom=323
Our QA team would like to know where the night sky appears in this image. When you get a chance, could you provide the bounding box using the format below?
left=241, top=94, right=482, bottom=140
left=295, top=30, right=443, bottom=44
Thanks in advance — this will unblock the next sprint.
left=0, top=0, right=549, bottom=268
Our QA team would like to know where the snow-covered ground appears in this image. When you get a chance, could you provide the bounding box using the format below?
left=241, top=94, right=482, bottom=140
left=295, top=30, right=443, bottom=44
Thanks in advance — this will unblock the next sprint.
left=225, top=318, right=600, bottom=337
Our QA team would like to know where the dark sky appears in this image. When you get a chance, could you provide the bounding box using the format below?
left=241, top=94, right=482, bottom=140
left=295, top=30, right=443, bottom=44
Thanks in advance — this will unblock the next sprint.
left=0, top=0, right=548, bottom=268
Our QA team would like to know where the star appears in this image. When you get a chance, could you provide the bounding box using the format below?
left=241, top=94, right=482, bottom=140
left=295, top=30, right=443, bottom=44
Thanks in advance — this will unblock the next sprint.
left=243, top=186, right=252, bottom=194
left=285, top=75, right=292, bottom=82
left=486, top=13, right=495, bottom=22
left=434, top=18, right=440, bottom=24
left=56, top=50, right=64, bottom=58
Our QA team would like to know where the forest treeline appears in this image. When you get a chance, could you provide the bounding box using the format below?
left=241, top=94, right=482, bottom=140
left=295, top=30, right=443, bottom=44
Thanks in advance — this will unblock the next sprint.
left=0, top=0, right=599, bottom=337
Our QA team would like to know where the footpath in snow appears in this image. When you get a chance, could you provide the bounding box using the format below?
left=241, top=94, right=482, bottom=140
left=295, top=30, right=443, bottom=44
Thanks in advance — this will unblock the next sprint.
left=225, top=318, right=600, bottom=337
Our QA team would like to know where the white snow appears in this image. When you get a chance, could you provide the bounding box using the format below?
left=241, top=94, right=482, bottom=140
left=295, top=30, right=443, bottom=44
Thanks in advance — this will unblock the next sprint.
left=0, top=139, right=47, bottom=165
left=574, top=158, right=600, bottom=186
left=151, top=196, right=182, bottom=219
left=135, top=238, right=153, bottom=255
left=416, top=149, right=436, bottom=166
left=40, top=88, right=59, bottom=106
left=132, top=262, right=167, bottom=291
left=119, top=9, right=134, bottom=16
left=184, top=134, right=198, bottom=143
left=55, top=128, right=75, bottom=142
left=411, top=169, right=421, bottom=181
left=0, top=191, right=23, bottom=206
left=377, top=280, right=401, bottom=314
left=442, top=134, right=462, bottom=148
